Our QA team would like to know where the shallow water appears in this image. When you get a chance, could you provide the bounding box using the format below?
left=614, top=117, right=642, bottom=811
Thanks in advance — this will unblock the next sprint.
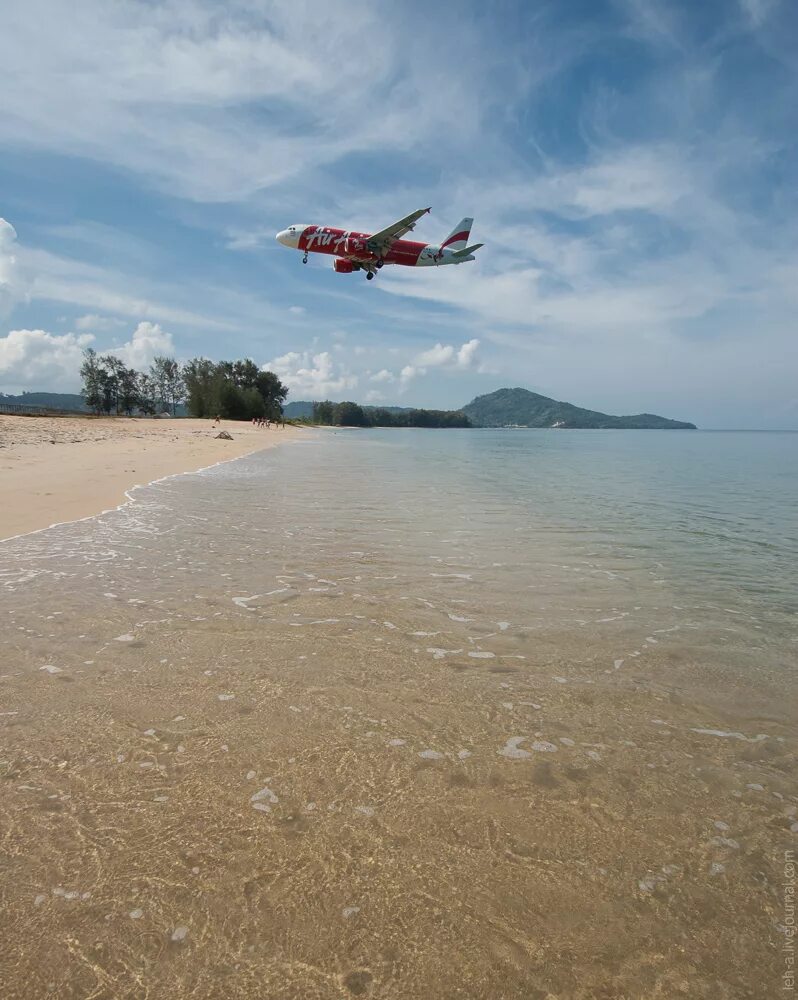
left=1, top=429, right=796, bottom=998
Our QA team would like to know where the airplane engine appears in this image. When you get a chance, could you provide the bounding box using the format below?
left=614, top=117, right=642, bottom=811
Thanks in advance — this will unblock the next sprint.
left=333, top=258, right=355, bottom=273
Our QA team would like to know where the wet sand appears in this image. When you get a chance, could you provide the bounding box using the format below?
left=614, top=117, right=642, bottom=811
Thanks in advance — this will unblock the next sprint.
left=0, top=415, right=303, bottom=540
left=0, top=433, right=795, bottom=999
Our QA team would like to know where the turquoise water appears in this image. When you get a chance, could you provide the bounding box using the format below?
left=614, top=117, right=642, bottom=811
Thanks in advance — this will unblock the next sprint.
left=5, top=428, right=797, bottom=676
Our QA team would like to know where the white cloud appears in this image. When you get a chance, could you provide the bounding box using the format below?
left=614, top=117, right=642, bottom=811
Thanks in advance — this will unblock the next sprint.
left=370, top=368, right=395, bottom=383
left=457, top=338, right=480, bottom=368
left=287, top=305, right=306, bottom=315
left=0, top=218, right=22, bottom=317
left=400, top=365, right=421, bottom=386
left=414, top=338, right=481, bottom=371
left=111, top=321, right=175, bottom=369
left=0, top=328, right=93, bottom=392
left=415, top=343, right=455, bottom=367
left=75, top=313, right=127, bottom=331
left=0, top=2, right=519, bottom=203
left=264, top=350, right=358, bottom=399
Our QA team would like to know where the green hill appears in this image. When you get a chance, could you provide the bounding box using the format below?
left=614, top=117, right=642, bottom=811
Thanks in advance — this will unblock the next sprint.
left=0, top=391, right=88, bottom=411
left=462, top=388, right=696, bottom=429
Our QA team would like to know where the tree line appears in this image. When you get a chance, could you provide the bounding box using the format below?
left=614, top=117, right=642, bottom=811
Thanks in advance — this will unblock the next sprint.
left=311, top=400, right=471, bottom=428
left=79, top=349, right=287, bottom=420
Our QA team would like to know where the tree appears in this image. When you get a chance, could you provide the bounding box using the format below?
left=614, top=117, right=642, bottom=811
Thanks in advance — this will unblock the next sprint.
left=255, top=369, right=288, bottom=419
left=312, top=400, right=335, bottom=424
left=163, top=358, right=184, bottom=415
left=118, top=367, right=140, bottom=416
left=150, top=356, right=184, bottom=414
left=101, top=354, right=127, bottom=415
left=232, top=359, right=260, bottom=389
left=137, top=372, right=157, bottom=415
left=80, top=348, right=105, bottom=414
left=181, top=358, right=287, bottom=421
left=182, top=358, right=216, bottom=417
left=333, top=401, right=367, bottom=426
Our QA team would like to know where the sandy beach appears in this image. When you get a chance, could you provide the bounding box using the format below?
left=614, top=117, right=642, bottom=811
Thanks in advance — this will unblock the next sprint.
left=0, top=415, right=304, bottom=540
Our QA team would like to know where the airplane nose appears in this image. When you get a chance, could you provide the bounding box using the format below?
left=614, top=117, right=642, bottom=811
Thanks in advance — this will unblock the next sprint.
left=276, top=229, right=289, bottom=246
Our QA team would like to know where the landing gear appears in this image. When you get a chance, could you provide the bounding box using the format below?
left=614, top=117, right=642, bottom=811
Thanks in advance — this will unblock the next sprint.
left=366, top=271, right=374, bottom=280
left=375, top=260, right=384, bottom=269
left=302, top=252, right=308, bottom=264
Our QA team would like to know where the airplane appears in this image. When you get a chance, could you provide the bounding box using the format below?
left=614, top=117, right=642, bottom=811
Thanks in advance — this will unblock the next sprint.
left=275, top=208, right=482, bottom=280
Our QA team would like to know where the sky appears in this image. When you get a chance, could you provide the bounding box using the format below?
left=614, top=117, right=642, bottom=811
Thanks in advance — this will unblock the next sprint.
left=1, top=0, right=797, bottom=428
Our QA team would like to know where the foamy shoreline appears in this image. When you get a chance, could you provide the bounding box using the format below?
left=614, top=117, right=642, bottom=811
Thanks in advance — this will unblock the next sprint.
left=0, top=415, right=306, bottom=541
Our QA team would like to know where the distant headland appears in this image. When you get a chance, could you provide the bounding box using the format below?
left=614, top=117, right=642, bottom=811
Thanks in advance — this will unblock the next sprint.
left=460, top=387, right=697, bottom=429
left=285, top=387, right=696, bottom=429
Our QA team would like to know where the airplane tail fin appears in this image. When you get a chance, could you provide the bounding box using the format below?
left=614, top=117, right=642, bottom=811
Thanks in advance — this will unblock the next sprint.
left=440, top=217, right=473, bottom=252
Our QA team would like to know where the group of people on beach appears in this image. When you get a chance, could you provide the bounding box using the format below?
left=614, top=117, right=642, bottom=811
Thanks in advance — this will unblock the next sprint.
left=252, top=416, right=286, bottom=428
left=211, top=415, right=285, bottom=429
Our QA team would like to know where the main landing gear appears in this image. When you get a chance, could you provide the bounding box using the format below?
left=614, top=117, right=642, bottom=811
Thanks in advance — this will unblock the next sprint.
left=366, top=272, right=374, bottom=280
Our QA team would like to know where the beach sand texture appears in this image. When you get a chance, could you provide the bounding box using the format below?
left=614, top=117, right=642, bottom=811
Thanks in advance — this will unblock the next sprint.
left=0, top=415, right=302, bottom=540
left=0, top=429, right=795, bottom=999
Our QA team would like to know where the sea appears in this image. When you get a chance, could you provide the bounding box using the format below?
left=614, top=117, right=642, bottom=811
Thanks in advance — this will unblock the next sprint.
left=1, top=428, right=797, bottom=999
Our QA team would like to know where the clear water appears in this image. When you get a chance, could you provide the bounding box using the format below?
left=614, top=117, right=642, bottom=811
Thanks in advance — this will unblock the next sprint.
left=1, top=428, right=796, bottom=999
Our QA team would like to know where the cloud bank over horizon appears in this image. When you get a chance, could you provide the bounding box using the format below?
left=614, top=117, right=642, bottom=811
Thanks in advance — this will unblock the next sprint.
left=1, top=0, right=796, bottom=427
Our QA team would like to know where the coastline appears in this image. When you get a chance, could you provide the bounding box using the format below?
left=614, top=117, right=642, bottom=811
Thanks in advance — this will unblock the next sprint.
left=0, top=415, right=305, bottom=541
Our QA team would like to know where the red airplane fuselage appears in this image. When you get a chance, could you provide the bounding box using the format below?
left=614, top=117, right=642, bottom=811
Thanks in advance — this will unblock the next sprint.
left=297, top=225, right=430, bottom=266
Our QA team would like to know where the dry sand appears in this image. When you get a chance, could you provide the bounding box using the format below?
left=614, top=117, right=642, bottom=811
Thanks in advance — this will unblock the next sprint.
left=0, top=414, right=304, bottom=540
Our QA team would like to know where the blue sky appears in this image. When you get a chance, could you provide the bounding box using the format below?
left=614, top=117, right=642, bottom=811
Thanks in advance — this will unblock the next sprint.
left=1, top=0, right=796, bottom=427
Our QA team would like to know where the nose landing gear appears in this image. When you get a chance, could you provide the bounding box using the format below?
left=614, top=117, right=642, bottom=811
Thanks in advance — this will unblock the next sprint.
left=302, top=252, right=308, bottom=264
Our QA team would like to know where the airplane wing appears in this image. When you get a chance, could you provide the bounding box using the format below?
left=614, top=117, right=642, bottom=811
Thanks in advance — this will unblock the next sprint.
left=367, top=207, right=431, bottom=256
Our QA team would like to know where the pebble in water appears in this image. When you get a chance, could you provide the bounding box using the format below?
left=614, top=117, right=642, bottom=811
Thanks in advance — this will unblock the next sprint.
left=710, top=836, right=740, bottom=849
left=498, top=737, right=531, bottom=759
left=418, top=749, right=444, bottom=760
left=251, top=787, right=279, bottom=813
left=171, top=926, right=189, bottom=942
